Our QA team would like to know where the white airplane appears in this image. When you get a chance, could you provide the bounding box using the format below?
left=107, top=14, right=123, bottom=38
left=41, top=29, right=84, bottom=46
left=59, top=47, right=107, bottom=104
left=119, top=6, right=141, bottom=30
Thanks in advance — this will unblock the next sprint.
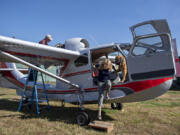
left=0, top=19, right=177, bottom=125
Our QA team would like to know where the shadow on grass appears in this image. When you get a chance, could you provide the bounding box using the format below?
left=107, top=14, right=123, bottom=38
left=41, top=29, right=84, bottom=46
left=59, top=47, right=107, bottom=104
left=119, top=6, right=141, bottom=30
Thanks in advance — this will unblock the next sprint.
left=170, top=83, right=180, bottom=91
left=0, top=99, right=114, bottom=124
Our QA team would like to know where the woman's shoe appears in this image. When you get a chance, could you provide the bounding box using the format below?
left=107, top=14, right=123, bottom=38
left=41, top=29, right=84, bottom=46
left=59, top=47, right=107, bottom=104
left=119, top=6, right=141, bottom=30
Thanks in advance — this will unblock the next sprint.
left=97, top=115, right=102, bottom=120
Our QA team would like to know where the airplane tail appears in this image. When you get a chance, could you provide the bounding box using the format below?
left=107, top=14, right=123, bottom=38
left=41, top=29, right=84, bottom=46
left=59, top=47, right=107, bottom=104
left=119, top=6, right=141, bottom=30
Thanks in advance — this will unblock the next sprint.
left=0, top=62, right=53, bottom=90
left=0, top=62, right=26, bottom=89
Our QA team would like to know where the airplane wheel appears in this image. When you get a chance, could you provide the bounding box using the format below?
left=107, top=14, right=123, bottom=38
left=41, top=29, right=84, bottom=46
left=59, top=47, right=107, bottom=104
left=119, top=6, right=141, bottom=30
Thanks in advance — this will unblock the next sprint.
left=117, top=103, right=123, bottom=110
left=76, top=111, right=90, bottom=126
left=111, top=103, right=123, bottom=110
left=111, top=103, right=117, bottom=109
left=28, top=104, right=32, bottom=109
left=23, top=97, right=29, bottom=104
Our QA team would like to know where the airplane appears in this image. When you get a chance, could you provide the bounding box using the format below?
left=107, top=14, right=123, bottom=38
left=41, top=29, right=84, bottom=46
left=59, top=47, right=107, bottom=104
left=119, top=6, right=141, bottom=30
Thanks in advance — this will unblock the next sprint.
left=0, top=19, right=177, bottom=125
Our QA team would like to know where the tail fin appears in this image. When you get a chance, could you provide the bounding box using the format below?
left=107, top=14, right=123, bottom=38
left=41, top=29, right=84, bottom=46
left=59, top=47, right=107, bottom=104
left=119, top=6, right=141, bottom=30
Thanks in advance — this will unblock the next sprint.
left=0, top=62, right=26, bottom=89
left=0, top=62, right=17, bottom=88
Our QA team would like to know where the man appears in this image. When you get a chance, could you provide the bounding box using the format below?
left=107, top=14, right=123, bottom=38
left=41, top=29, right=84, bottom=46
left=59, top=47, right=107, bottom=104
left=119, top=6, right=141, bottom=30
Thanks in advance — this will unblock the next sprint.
left=28, top=34, right=53, bottom=81
left=39, top=34, right=53, bottom=45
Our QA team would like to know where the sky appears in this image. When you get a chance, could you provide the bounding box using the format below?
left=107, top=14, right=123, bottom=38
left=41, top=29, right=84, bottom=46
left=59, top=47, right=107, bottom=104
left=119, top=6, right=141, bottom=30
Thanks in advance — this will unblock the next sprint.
left=0, top=0, right=180, bottom=55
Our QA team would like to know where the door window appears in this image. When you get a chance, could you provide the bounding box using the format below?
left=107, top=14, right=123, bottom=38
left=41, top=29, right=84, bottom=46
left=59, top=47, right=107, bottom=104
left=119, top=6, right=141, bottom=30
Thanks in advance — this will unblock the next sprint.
left=132, top=35, right=167, bottom=56
left=134, top=24, right=157, bottom=37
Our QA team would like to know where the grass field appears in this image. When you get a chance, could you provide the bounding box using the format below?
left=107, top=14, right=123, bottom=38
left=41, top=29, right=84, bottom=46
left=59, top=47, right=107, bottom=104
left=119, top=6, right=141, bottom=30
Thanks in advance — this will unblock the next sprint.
left=0, top=87, right=179, bottom=135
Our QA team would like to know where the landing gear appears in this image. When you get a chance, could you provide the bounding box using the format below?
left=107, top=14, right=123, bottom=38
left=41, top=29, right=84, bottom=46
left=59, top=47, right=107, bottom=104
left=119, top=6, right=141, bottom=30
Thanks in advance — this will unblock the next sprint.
left=61, top=100, right=65, bottom=108
left=23, top=97, right=29, bottom=104
left=76, top=88, right=90, bottom=126
left=76, top=111, right=90, bottom=126
left=111, top=103, right=123, bottom=110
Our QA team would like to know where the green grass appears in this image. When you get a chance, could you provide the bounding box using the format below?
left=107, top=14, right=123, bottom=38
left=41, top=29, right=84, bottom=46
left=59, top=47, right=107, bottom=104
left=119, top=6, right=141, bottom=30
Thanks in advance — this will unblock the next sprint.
left=0, top=87, right=180, bottom=135
left=168, top=91, right=180, bottom=94
left=142, top=101, right=180, bottom=107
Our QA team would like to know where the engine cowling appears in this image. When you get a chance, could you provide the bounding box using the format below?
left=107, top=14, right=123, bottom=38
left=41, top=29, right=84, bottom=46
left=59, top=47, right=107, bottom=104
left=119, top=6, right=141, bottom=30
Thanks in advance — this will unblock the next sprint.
left=64, top=38, right=89, bottom=51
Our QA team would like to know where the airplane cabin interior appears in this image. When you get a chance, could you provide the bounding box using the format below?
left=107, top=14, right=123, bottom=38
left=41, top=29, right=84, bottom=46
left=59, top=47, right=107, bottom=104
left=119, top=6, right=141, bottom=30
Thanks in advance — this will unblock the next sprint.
left=90, top=44, right=131, bottom=85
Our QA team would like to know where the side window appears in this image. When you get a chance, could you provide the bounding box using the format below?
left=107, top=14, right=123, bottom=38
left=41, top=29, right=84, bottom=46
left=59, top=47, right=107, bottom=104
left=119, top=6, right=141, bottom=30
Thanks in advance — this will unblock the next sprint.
left=108, top=52, right=119, bottom=57
left=132, top=35, right=166, bottom=56
left=74, top=53, right=88, bottom=67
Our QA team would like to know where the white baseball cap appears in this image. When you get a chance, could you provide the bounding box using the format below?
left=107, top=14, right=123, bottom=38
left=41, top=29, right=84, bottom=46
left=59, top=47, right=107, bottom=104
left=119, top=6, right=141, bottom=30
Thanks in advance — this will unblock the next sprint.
left=46, top=34, right=53, bottom=41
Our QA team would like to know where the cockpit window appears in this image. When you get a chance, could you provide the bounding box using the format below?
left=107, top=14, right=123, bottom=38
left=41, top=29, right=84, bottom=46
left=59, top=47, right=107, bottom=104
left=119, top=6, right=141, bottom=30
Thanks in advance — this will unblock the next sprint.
left=74, top=53, right=88, bottom=67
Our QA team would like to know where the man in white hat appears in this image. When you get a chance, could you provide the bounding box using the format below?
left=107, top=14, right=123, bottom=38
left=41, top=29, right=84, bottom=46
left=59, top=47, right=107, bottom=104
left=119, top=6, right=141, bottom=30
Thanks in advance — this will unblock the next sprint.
left=39, top=34, right=53, bottom=45
left=27, top=34, right=53, bottom=81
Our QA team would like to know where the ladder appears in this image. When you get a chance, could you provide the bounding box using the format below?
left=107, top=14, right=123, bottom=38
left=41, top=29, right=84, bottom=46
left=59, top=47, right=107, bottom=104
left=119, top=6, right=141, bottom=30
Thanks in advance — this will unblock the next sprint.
left=18, top=68, right=50, bottom=114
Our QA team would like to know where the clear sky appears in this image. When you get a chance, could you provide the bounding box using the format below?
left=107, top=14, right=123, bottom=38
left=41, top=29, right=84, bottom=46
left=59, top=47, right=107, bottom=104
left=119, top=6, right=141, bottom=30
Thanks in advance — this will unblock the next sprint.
left=0, top=0, right=180, bottom=54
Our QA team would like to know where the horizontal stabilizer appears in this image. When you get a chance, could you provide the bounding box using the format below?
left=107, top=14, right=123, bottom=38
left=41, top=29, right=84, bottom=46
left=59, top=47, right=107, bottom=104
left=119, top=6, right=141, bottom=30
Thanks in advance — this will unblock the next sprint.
left=0, top=68, right=28, bottom=71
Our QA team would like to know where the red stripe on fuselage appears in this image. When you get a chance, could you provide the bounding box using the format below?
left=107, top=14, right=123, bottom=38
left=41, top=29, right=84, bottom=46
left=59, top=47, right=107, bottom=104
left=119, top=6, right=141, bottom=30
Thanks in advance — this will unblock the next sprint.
left=2, top=62, right=172, bottom=94
left=62, top=70, right=91, bottom=77
left=112, top=77, right=172, bottom=92
left=46, top=77, right=173, bottom=94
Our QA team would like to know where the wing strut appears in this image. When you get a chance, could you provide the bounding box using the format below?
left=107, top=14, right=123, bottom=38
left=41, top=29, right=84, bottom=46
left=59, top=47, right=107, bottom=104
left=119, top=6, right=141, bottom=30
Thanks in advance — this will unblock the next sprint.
left=0, top=50, right=80, bottom=89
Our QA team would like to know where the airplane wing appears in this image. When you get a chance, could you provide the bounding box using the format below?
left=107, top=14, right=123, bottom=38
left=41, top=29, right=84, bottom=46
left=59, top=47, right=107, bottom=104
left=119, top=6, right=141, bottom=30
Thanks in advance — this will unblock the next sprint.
left=0, top=35, right=82, bottom=68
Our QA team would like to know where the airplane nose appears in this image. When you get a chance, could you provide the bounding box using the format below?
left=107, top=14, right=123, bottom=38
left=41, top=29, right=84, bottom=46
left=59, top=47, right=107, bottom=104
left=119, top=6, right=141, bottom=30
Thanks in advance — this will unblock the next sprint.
left=165, top=78, right=173, bottom=90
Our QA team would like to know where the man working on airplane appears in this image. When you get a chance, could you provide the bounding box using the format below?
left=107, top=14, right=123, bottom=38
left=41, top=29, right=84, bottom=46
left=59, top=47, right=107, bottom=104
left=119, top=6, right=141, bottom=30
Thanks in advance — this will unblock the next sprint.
left=28, top=34, right=53, bottom=81
left=39, top=34, right=53, bottom=45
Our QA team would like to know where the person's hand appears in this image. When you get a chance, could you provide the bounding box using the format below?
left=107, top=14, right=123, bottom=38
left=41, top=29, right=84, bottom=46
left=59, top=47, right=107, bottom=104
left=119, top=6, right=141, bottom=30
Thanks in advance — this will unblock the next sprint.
left=120, top=80, right=125, bottom=83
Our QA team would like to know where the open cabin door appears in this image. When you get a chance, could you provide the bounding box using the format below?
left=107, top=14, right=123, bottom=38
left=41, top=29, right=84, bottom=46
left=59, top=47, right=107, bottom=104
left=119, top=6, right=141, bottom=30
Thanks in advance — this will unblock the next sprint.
left=127, top=20, right=176, bottom=81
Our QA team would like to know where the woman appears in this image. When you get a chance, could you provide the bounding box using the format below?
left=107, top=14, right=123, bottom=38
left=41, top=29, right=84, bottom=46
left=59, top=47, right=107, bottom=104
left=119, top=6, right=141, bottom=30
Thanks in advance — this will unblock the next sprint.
left=97, top=59, right=112, bottom=120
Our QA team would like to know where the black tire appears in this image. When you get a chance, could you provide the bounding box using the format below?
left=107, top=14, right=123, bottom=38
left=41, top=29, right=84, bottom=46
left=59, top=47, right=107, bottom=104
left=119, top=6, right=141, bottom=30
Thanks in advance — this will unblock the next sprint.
left=117, top=103, right=123, bottom=110
left=23, top=97, right=29, bottom=104
left=28, top=104, right=32, bottom=109
left=111, top=103, right=123, bottom=110
left=111, top=103, right=117, bottom=109
left=76, top=111, right=90, bottom=126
